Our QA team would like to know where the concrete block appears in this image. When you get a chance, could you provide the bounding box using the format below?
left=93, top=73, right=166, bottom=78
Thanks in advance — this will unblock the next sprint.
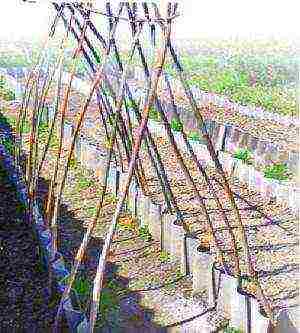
left=215, top=124, right=226, bottom=152
left=80, top=139, right=88, bottom=167
left=276, top=182, right=290, bottom=203
left=288, top=151, right=299, bottom=174
left=107, top=167, right=118, bottom=194
left=288, top=187, right=300, bottom=212
left=63, top=123, right=73, bottom=145
left=93, top=154, right=106, bottom=181
left=173, top=132, right=186, bottom=151
left=219, top=152, right=234, bottom=174
left=127, top=180, right=137, bottom=215
left=162, top=214, right=185, bottom=271
left=137, top=192, right=150, bottom=228
left=249, top=136, right=259, bottom=152
left=234, top=160, right=249, bottom=184
left=146, top=201, right=161, bottom=242
left=192, top=248, right=214, bottom=304
left=250, top=298, right=269, bottom=333
left=254, top=170, right=264, bottom=193
left=217, top=275, right=247, bottom=331
left=248, top=165, right=256, bottom=190
left=74, top=136, right=81, bottom=162
left=39, top=106, right=49, bottom=125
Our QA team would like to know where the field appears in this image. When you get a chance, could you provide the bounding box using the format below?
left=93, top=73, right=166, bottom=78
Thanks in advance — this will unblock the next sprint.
left=0, top=14, right=298, bottom=333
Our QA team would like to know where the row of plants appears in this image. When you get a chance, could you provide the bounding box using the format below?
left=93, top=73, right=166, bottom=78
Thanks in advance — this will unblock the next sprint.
left=125, top=104, right=292, bottom=182
left=164, top=52, right=298, bottom=116
left=233, top=148, right=292, bottom=181
left=0, top=75, right=15, bottom=101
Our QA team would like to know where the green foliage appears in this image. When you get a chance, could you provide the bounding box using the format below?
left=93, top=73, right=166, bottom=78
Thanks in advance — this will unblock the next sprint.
left=233, top=148, right=252, bottom=164
left=2, top=137, right=14, bottom=155
left=37, top=122, right=49, bottom=142
left=0, top=75, right=5, bottom=89
left=20, top=119, right=31, bottom=134
left=15, top=202, right=27, bottom=215
left=148, top=106, right=161, bottom=122
left=73, top=276, right=91, bottom=301
left=138, top=225, right=152, bottom=242
left=167, top=51, right=297, bottom=116
left=86, top=206, right=97, bottom=217
left=69, top=156, right=77, bottom=169
left=263, top=163, right=290, bottom=181
left=0, top=76, right=15, bottom=101
left=77, top=176, right=93, bottom=190
left=118, top=217, right=137, bottom=232
left=170, top=118, right=183, bottom=132
left=97, top=289, right=120, bottom=328
left=0, top=54, right=31, bottom=68
left=188, top=131, right=201, bottom=142
left=159, top=250, right=170, bottom=263
left=224, top=326, right=244, bottom=333
left=49, top=132, right=59, bottom=149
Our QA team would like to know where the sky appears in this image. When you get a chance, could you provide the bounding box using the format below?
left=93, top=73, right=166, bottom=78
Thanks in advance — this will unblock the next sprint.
left=0, top=0, right=299, bottom=41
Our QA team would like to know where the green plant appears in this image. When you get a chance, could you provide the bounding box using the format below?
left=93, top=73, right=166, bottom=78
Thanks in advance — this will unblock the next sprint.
left=0, top=87, right=15, bottom=101
left=49, top=133, right=59, bottom=149
left=69, top=156, right=77, bottom=169
left=4, top=139, right=14, bottom=155
left=148, top=106, right=161, bottom=122
left=20, top=119, right=31, bottom=134
left=188, top=131, right=201, bottom=142
left=233, top=148, right=252, bottom=164
left=77, top=176, right=93, bottom=190
left=86, top=205, right=97, bottom=217
left=170, top=118, right=183, bottom=132
left=0, top=75, right=5, bottom=89
left=38, top=122, right=49, bottom=141
left=159, top=250, right=170, bottom=263
left=73, top=276, right=91, bottom=300
left=96, top=289, right=120, bottom=328
left=224, top=326, right=244, bottom=333
left=264, top=163, right=290, bottom=181
left=59, top=275, right=91, bottom=306
left=138, top=225, right=152, bottom=242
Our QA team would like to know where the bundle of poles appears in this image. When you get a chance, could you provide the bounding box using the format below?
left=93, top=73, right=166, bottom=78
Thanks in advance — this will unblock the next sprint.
left=16, top=1, right=297, bottom=332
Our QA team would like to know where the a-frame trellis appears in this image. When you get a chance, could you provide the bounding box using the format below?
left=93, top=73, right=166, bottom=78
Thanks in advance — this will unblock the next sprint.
left=17, top=1, right=297, bottom=332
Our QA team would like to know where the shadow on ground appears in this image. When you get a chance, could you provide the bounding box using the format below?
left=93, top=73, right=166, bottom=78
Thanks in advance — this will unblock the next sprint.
left=35, top=175, right=167, bottom=333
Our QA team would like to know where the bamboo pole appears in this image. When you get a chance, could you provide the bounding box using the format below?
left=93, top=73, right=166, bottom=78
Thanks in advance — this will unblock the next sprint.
left=88, top=14, right=172, bottom=332
left=54, top=19, right=145, bottom=331
left=45, top=15, right=87, bottom=226
left=16, top=4, right=64, bottom=165
left=162, top=1, right=273, bottom=322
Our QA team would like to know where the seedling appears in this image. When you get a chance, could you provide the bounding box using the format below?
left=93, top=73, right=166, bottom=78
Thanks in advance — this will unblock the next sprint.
left=138, top=225, right=152, bottom=241
left=2, top=138, right=14, bottom=155
left=73, top=276, right=91, bottom=301
left=69, top=156, right=77, bottom=169
left=97, top=289, right=120, bottom=328
left=77, top=176, right=93, bottom=190
left=224, top=326, right=244, bottom=333
left=188, top=131, right=201, bottom=142
left=170, top=118, right=183, bottom=132
left=233, top=148, right=252, bottom=164
left=159, top=250, right=170, bottom=263
left=263, top=163, right=290, bottom=181
left=148, top=106, right=161, bottom=122
left=86, top=206, right=97, bottom=217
